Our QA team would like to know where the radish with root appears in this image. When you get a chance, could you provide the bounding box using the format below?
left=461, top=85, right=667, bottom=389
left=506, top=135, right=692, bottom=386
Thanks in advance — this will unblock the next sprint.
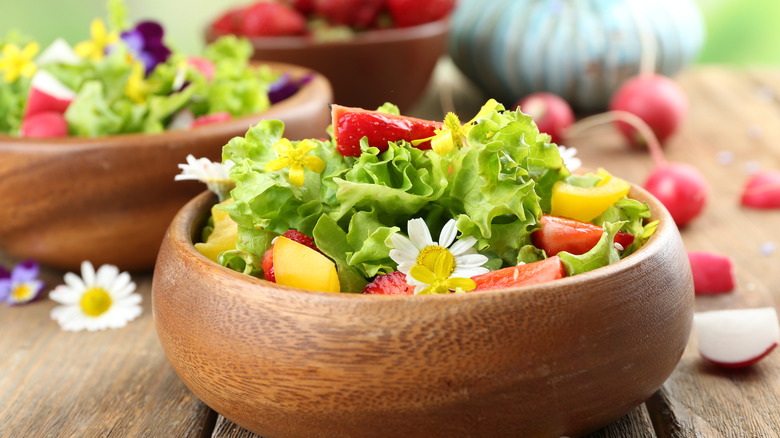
left=515, top=92, right=574, bottom=145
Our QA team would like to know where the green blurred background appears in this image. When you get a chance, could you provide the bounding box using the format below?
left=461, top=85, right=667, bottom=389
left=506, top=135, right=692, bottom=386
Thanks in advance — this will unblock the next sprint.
left=0, top=0, right=778, bottom=65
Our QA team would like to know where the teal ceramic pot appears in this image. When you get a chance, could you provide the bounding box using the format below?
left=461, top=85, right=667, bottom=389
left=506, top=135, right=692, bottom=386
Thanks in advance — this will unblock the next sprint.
left=449, top=0, right=705, bottom=111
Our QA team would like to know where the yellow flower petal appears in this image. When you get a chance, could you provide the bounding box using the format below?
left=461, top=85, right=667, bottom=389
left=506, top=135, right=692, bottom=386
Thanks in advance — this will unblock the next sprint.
left=2, top=44, right=19, bottom=58
left=273, top=138, right=293, bottom=155
left=265, top=157, right=290, bottom=172
left=410, top=264, right=437, bottom=285
left=468, top=99, right=499, bottom=125
left=288, top=165, right=305, bottom=187
left=302, top=155, right=326, bottom=174
left=431, top=133, right=455, bottom=155
left=444, top=277, right=476, bottom=292
left=21, top=42, right=40, bottom=59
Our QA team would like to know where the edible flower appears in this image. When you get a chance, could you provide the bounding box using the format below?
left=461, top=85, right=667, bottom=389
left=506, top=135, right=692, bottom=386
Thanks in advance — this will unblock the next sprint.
left=267, top=72, right=313, bottom=104
left=265, top=138, right=326, bottom=187
left=0, top=260, right=45, bottom=305
left=558, top=145, right=582, bottom=172
left=124, top=61, right=149, bottom=103
left=413, top=99, right=499, bottom=155
left=120, top=20, right=171, bottom=75
left=49, top=261, right=141, bottom=332
left=175, top=154, right=236, bottom=202
left=74, top=18, right=119, bottom=61
left=389, top=218, right=489, bottom=294
left=0, top=42, right=40, bottom=83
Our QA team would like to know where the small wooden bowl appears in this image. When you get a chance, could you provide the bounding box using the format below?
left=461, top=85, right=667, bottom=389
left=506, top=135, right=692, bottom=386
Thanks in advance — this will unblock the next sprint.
left=152, top=184, right=694, bottom=437
left=0, top=62, right=332, bottom=272
left=205, top=18, right=449, bottom=111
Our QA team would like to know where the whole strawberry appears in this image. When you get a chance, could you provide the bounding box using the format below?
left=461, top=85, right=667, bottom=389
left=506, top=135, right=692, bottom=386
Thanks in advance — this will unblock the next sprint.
left=313, top=0, right=386, bottom=29
left=386, top=0, right=455, bottom=27
left=239, top=2, right=307, bottom=37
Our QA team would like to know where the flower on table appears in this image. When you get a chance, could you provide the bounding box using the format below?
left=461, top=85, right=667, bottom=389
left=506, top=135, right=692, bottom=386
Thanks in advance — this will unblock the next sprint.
left=49, top=261, right=141, bottom=332
left=120, top=21, right=171, bottom=75
left=389, top=218, right=489, bottom=295
left=265, top=138, right=326, bottom=187
left=75, top=18, right=119, bottom=61
left=412, top=99, right=499, bottom=155
left=0, top=260, right=45, bottom=305
left=0, top=42, right=40, bottom=83
left=175, top=154, right=236, bottom=202
left=558, top=145, right=582, bottom=172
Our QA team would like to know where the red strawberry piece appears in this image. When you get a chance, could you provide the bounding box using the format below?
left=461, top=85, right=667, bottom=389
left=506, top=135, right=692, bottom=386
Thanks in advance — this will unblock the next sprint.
left=386, top=0, right=455, bottom=27
left=20, top=111, right=68, bottom=138
left=741, top=170, right=780, bottom=209
left=688, top=251, right=736, bottom=295
left=313, top=0, right=385, bottom=29
left=472, top=256, right=565, bottom=291
left=190, top=112, right=232, bottom=128
left=261, top=247, right=276, bottom=282
left=262, top=229, right=320, bottom=283
left=239, top=2, right=307, bottom=37
left=531, top=214, right=635, bottom=256
left=331, top=104, right=442, bottom=156
left=211, top=7, right=247, bottom=36
left=363, top=271, right=415, bottom=295
left=24, top=70, right=75, bottom=118
left=281, top=229, right=320, bottom=252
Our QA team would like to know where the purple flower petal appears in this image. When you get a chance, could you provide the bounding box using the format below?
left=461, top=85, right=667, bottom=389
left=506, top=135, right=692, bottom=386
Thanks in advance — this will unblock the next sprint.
left=0, top=278, right=10, bottom=302
left=7, top=279, right=45, bottom=306
left=11, top=260, right=39, bottom=283
left=136, top=21, right=165, bottom=42
left=268, top=73, right=313, bottom=104
left=120, top=21, right=172, bottom=76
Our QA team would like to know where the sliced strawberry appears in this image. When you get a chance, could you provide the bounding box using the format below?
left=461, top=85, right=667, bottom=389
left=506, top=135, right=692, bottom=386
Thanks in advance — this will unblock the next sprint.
left=313, top=0, right=385, bottom=29
left=262, top=229, right=321, bottom=283
left=281, top=229, right=319, bottom=252
left=261, top=248, right=275, bottom=282
left=386, top=0, right=455, bottom=27
left=472, top=256, right=565, bottom=291
left=531, top=214, right=634, bottom=256
left=238, top=2, right=307, bottom=37
left=363, top=271, right=415, bottom=295
left=331, top=104, right=442, bottom=156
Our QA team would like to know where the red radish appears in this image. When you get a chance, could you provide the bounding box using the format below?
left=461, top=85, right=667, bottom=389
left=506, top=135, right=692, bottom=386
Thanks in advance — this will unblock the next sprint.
left=472, top=256, right=565, bottom=291
left=515, top=92, right=575, bottom=145
left=24, top=70, right=76, bottom=118
left=168, top=109, right=195, bottom=130
left=20, top=111, right=69, bottom=138
left=688, top=251, right=736, bottom=295
left=187, top=57, right=216, bottom=82
left=190, top=112, right=232, bottom=128
left=609, top=74, right=688, bottom=148
left=36, top=38, right=81, bottom=66
left=741, top=170, right=780, bottom=209
left=694, top=307, right=779, bottom=368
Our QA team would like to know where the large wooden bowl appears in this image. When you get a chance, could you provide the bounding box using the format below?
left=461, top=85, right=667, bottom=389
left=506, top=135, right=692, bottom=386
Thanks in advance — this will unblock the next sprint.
left=205, top=18, right=449, bottom=111
left=0, top=62, right=331, bottom=272
left=152, top=185, right=693, bottom=438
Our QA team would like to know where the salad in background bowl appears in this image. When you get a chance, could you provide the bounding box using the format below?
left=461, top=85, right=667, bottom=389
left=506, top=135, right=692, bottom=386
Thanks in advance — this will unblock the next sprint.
left=153, top=101, right=694, bottom=437
left=0, top=3, right=333, bottom=271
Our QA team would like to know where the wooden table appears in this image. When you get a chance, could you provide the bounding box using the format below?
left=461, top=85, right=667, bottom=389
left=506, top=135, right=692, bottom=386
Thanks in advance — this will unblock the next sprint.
left=2, top=64, right=779, bottom=437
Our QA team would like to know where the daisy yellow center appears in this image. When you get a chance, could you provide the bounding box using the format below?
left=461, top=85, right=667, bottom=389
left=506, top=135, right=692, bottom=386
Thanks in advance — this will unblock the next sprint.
left=80, top=287, right=113, bottom=317
left=417, top=246, right=455, bottom=277
left=12, top=284, right=32, bottom=300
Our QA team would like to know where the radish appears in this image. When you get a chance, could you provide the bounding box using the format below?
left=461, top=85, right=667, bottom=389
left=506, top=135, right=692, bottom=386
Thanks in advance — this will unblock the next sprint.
left=694, top=307, right=779, bottom=368
left=567, top=110, right=709, bottom=228
left=688, top=251, right=735, bottom=295
left=190, top=112, right=232, bottom=128
left=187, top=57, right=216, bottom=82
left=515, top=92, right=575, bottom=145
left=609, top=74, right=688, bottom=148
left=20, top=111, right=69, bottom=138
left=741, top=170, right=780, bottom=209
left=24, top=70, right=76, bottom=118
left=168, top=108, right=195, bottom=130
left=36, top=38, right=81, bottom=66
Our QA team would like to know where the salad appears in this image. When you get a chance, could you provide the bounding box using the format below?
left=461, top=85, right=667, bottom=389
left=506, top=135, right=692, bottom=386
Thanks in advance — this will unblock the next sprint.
left=190, top=100, right=657, bottom=294
left=0, top=0, right=309, bottom=138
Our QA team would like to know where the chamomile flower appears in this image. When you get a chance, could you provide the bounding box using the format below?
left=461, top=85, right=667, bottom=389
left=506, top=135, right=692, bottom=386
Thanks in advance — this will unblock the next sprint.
left=0, top=260, right=45, bottom=305
left=49, top=261, right=141, bottom=332
left=389, top=218, right=489, bottom=294
left=175, top=154, right=236, bottom=201
left=558, top=145, right=582, bottom=172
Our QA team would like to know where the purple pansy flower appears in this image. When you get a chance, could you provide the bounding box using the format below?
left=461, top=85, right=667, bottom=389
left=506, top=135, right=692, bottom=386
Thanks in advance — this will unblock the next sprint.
left=0, top=260, right=45, bottom=305
left=120, top=21, right=171, bottom=76
left=268, top=73, right=314, bottom=104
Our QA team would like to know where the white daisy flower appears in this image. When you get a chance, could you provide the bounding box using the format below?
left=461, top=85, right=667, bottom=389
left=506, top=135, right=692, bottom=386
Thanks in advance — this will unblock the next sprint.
left=558, top=145, right=582, bottom=172
left=174, top=154, right=236, bottom=201
left=389, top=218, right=489, bottom=294
left=49, top=261, right=142, bottom=332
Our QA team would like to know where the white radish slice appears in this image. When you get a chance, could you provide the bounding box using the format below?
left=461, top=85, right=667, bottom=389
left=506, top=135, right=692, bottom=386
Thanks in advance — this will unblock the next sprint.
left=694, top=307, right=779, bottom=368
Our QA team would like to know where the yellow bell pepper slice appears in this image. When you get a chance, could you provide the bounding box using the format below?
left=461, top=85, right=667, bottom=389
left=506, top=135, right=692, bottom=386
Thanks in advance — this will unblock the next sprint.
left=195, top=199, right=238, bottom=263
left=550, top=169, right=631, bottom=222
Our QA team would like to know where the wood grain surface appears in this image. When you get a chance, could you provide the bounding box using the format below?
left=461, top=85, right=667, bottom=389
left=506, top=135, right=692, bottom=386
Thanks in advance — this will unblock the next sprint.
left=1, top=64, right=779, bottom=438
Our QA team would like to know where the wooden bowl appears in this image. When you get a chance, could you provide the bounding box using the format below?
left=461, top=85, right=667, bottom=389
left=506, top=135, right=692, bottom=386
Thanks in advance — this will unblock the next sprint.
left=0, top=62, right=332, bottom=272
left=152, top=185, right=693, bottom=438
left=205, top=18, right=449, bottom=111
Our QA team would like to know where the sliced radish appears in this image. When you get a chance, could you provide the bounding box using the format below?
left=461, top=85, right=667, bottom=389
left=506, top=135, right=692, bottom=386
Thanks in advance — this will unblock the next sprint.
left=190, top=112, right=232, bottom=128
left=168, top=108, right=195, bottom=130
left=741, top=170, right=780, bottom=209
left=24, top=70, right=76, bottom=118
left=188, top=57, right=216, bottom=82
left=20, top=111, right=69, bottom=138
left=36, top=38, right=81, bottom=66
left=694, top=307, right=779, bottom=368
left=688, top=251, right=735, bottom=295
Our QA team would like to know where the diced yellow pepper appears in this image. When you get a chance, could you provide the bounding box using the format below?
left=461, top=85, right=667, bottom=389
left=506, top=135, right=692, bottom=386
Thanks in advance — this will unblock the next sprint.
left=195, top=199, right=238, bottom=263
left=550, top=169, right=631, bottom=222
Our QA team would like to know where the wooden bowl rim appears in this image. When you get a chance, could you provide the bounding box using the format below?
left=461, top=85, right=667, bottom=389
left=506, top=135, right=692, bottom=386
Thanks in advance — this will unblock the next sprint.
left=0, top=61, right=331, bottom=152
left=166, top=180, right=679, bottom=303
left=205, top=17, right=451, bottom=50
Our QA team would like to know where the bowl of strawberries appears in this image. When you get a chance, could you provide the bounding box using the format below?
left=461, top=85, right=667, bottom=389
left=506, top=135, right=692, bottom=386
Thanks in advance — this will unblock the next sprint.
left=152, top=100, right=694, bottom=437
left=206, top=0, right=454, bottom=111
